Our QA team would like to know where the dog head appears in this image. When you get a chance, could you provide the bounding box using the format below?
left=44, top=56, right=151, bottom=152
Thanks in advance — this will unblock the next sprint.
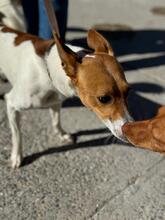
left=54, top=30, right=132, bottom=141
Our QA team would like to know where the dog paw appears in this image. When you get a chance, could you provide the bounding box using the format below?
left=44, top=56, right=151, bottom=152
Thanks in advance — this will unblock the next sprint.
left=58, top=133, right=73, bottom=144
left=10, top=155, right=22, bottom=168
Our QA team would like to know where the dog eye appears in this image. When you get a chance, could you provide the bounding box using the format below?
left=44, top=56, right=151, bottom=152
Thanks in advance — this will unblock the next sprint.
left=98, top=95, right=112, bottom=104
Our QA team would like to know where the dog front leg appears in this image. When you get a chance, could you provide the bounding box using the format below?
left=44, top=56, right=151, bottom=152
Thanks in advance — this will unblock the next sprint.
left=6, top=100, right=22, bottom=168
left=49, top=104, right=72, bottom=143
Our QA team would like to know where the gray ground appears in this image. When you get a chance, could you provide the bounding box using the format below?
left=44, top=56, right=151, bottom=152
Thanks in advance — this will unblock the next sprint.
left=1, top=0, right=165, bottom=219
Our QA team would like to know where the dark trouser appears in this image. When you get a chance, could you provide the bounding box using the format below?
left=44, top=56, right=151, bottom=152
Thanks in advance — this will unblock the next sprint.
left=22, top=0, right=68, bottom=40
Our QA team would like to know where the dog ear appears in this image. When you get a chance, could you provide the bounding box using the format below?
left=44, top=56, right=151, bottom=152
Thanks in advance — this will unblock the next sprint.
left=87, top=29, right=114, bottom=56
left=53, top=32, right=81, bottom=79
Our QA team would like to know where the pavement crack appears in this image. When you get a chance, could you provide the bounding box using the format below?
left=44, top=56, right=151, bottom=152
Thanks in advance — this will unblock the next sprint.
left=87, top=156, right=165, bottom=220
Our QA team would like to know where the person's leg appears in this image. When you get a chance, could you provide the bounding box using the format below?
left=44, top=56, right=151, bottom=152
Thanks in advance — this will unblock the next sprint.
left=38, top=0, right=68, bottom=40
left=22, top=0, right=39, bottom=35
left=38, top=0, right=52, bottom=39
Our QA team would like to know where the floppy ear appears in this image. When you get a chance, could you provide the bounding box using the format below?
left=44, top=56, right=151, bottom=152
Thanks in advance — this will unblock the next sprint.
left=53, top=32, right=81, bottom=79
left=87, top=29, right=114, bottom=56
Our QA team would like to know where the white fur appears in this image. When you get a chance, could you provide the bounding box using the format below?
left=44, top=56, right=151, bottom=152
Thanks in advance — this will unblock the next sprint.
left=0, top=0, right=11, bottom=7
left=0, top=0, right=26, bottom=32
left=85, top=54, right=95, bottom=58
left=45, top=45, right=82, bottom=97
left=103, top=118, right=127, bottom=142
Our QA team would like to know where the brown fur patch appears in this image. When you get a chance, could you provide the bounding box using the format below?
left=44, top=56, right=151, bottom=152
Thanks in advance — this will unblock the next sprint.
left=1, top=26, right=54, bottom=56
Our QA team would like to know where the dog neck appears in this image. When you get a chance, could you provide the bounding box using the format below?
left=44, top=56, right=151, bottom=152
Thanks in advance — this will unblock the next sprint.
left=45, top=44, right=84, bottom=98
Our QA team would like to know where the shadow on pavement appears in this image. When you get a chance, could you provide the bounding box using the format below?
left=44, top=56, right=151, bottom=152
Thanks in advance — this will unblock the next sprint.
left=22, top=133, right=123, bottom=167
left=128, top=82, right=162, bottom=120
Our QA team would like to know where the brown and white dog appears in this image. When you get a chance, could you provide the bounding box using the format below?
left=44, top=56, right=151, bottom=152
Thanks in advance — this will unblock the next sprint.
left=0, top=26, right=132, bottom=168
